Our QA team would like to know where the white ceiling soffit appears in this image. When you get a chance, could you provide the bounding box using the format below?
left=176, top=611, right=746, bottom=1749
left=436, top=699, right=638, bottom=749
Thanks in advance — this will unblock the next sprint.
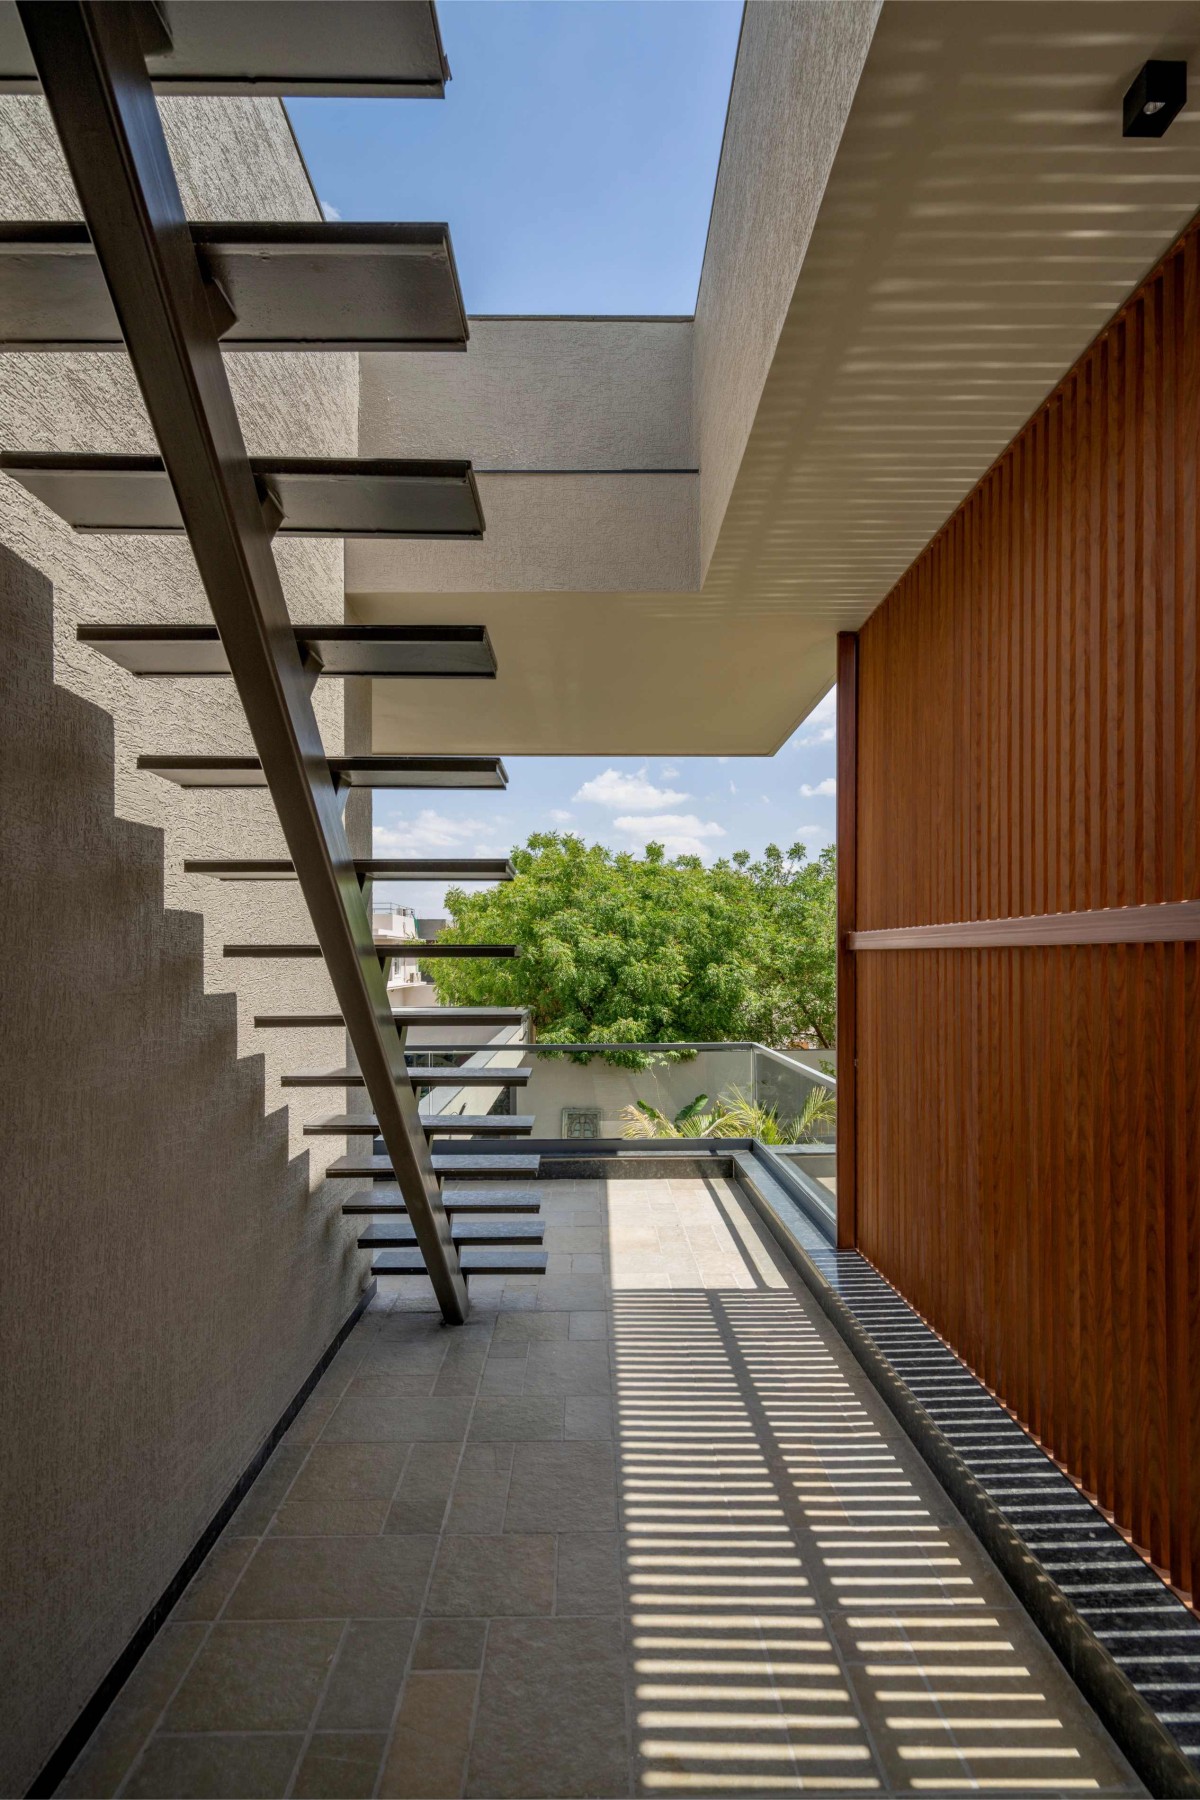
left=354, top=0, right=1200, bottom=757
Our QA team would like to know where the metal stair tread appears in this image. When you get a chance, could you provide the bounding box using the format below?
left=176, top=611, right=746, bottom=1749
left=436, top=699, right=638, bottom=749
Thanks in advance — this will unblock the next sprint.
left=329, top=1152, right=540, bottom=1179
left=0, top=221, right=467, bottom=351
left=84, top=623, right=495, bottom=679
left=308, top=1113, right=535, bottom=1137
left=226, top=940, right=518, bottom=958
left=185, top=856, right=514, bottom=882
left=0, top=1, right=451, bottom=97
left=282, top=1066, right=530, bottom=1088
left=254, top=1006, right=528, bottom=1028
left=372, top=1247, right=549, bottom=1277
left=341, top=1185, right=541, bottom=1215
left=140, top=754, right=506, bottom=789
left=358, top=1217, right=544, bottom=1247
left=0, top=453, right=484, bottom=538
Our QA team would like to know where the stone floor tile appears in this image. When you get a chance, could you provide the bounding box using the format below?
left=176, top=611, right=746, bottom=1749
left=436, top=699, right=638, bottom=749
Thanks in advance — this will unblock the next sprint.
left=412, top=1617, right=488, bottom=1670
left=63, top=1178, right=1146, bottom=1800
left=564, top=1395, right=614, bottom=1440
left=227, top=1445, right=307, bottom=1535
left=171, top=1537, right=257, bottom=1622
left=162, top=1620, right=342, bottom=1733
left=289, top=1442, right=411, bottom=1503
left=271, top=1497, right=390, bottom=1535
left=468, top=1396, right=565, bottom=1441
left=466, top=1618, right=630, bottom=1799
left=522, top=1340, right=612, bottom=1397
left=385, top=1442, right=462, bottom=1534
left=380, top=1670, right=478, bottom=1799
left=225, top=1536, right=436, bottom=1619
left=323, top=1396, right=473, bottom=1444
left=292, top=1732, right=386, bottom=1799
left=556, top=1532, right=623, bottom=1616
left=568, top=1310, right=608, bottom=1339
left=444, top=1443, right=514, bottom=1533
left=493, top=1311, right=570, bottom=1344
left=478, top=1356, right=527, bottom=1394
left=56, top=1623, right=207, bottom=1799
left=283, top=1391, right=338, bottom=1449
left=426, top=1534, right=555, bottom=1616
left=122, top=1734, right=303, bottom=1799
left=316, top=1619, right=416, bottom=1730
left=504, top=1442, right=617, bottom=1532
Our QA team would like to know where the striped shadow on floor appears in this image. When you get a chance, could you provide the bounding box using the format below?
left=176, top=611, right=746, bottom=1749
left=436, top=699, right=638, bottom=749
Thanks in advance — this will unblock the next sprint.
left=732, top=1152, right=1200, bottom=1800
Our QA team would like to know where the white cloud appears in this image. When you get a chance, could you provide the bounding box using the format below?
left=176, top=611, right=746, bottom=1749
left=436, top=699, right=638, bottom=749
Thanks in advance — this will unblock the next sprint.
left=374, top=811, right=486, bottom=853
left=613, top=812, right=726, bottom=858
left=800, top=778, right=837, bottom=798
left=548, top=808, right=574, bottom=823
left=659, top=764, right=680, bottom=780
left=574, top=767, right=689, bottom=810
left=729, top=780, right=737, bottom=794
left=797, top=688, right=837, bottom=745
left=320, top=199, right=342, bottom=221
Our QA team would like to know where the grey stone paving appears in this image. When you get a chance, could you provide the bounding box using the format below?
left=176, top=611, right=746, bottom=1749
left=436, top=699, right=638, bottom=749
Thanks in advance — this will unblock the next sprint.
left=59, top=1178, right=1144, bottom=1798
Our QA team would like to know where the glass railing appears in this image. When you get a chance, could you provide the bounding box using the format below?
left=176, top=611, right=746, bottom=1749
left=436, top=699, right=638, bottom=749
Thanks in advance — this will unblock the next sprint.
left=408, top=1034, right=836, bottom=1148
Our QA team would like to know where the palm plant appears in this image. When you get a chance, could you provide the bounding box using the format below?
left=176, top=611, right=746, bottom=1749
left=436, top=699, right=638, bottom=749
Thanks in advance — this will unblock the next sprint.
left=620, top=1081, right=836, bottom=1144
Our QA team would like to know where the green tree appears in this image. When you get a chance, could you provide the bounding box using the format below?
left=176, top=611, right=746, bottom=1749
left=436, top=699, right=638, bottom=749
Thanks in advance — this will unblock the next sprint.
left=734, top=842, right=837, bottom=1049
left=424, top=831, right=836, bottom=1064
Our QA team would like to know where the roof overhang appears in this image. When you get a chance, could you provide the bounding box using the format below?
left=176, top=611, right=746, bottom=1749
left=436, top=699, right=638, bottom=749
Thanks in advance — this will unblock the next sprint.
left=351, top=0, right=1200, bottom=755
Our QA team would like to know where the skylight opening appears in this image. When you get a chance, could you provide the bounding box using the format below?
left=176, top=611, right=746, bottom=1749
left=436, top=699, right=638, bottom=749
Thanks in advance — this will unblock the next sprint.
left=287, top=0, right=742, bottom=315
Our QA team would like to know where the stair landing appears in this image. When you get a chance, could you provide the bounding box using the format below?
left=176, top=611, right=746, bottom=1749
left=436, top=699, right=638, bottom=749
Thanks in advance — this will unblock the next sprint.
left=57, top=1176, right=1144, bottom=1800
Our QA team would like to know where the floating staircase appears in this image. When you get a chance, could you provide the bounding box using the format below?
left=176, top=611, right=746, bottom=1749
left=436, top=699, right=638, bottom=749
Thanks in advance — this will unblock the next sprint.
left=137, top=753, right=506, bottom=789
left=11, top=0, right=542, bottom=1319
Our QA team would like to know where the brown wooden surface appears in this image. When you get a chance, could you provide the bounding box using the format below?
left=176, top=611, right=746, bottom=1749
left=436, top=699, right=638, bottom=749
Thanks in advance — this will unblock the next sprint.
left=836, top=632, right=858, bottom=1248
left=850, top=899, right=1200, bottom=949
left=854, top=214, right=1200, bottom=1595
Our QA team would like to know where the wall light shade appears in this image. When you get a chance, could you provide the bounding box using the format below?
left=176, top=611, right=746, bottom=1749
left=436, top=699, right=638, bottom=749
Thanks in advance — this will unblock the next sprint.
left=1123, top=59, right=1187, bottom=137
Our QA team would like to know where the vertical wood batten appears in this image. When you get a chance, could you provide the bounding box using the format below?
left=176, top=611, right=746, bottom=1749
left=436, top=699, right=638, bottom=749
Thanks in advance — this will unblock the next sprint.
left=853, top=214, right=1200, bottom=1598
left=836, top=631, right=858, bottom=1250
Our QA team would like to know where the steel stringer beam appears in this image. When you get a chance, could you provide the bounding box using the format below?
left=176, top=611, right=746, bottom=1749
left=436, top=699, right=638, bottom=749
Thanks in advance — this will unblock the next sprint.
left=19, top=0, right=469, bottom=1323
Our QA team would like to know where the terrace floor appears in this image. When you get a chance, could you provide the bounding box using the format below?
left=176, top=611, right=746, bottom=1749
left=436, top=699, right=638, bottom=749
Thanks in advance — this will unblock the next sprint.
left=60, top=1177, right=1142, bottom=1798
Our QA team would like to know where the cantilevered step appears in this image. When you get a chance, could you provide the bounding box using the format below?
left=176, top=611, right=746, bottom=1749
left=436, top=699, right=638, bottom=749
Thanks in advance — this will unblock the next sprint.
left=330, top=1152, right=540, bottom=1179
left=0, top=455, right=483, bottom=538
left=226, top=941, right=517, bottom=960
left=282, top=1066, right=530, bottom=1088
left=185, top=857, right=514, bottom=883
left=0, top=2, right=451, bottom=97
left=141, top=754, right=505, bottom=789
left=358, top=1218, right=544, bottom=1249
left=82, top=624, right=495, bottom=680
left=306, top=1114, right=535, bottom=1137
left=373, top=1248, right=549, bottom=1278
left=255, top=1007, right=528, bottom=1029
left=342, top=1184, right=541, bottom=1215
left=0, top=223, right=467, bottom=352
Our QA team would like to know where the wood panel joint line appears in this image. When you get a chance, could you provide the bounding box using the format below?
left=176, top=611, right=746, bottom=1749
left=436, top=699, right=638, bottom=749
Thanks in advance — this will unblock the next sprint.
left=849, top=899, right=1200, bottom=950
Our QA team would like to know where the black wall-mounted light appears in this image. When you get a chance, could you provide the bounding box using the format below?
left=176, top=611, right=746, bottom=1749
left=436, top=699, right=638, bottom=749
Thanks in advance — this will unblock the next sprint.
left=1123, top=59, right=1188, bottom=137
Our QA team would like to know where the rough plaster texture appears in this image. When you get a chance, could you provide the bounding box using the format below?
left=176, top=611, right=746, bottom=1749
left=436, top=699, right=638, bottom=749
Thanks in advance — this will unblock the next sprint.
left=0, top=97, right=365, bottom=1792
left=359, top=319, right=693, bottom=469
left=693, top=0, right=879, bottom=575
left=349, top=470, right=697, bottom=596
left=0, top=546, right=361, bottom=1798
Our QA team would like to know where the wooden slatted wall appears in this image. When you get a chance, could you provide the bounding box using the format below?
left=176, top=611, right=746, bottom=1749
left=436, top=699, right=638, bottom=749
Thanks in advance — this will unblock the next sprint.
left=852, top=216, right=1200, bottom=1593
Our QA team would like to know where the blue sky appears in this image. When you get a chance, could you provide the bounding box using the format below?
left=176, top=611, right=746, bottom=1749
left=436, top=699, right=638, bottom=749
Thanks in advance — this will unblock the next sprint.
left=288, top=0, right=744, bottom=313
left=288, top=1, right=836, bottom=912
left=369, top=692, right=838, bottom=916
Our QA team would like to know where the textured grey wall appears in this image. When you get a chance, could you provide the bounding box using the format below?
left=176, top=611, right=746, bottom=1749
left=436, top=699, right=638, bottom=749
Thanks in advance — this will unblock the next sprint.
left=353, top=320, right=696, bottom=595
left=0, top=97, right=364, bottom=1793
left=693, top=0, right=879, bottom=575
